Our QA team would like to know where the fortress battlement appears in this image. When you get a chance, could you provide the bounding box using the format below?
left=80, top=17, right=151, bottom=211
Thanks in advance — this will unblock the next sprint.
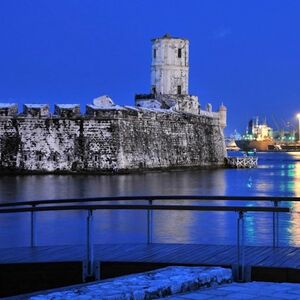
left=0, top=100, right=224, bottom=123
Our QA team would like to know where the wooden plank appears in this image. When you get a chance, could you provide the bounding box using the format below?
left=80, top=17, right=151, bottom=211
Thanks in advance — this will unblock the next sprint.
left=150, top=244, right=205, bottom=262
left=1, top=244, right=300, bottom=272
left=273, top=247, right=300, bottom=268
left=245, top=246, right=275, bottom=265
left=255, top=247, right=292, bottom=267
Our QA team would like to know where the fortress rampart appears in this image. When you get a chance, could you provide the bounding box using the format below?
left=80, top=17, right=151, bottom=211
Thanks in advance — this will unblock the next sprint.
left=0, top=103, right=226, bottom=173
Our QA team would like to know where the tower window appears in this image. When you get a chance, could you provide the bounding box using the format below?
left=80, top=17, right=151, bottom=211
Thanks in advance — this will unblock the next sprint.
left=177, top=85, right=182, bottom=95
left=178, top=48, right=182, bottom=58
left=153, top=49, right=156, bottom=58
left=152, top=87, right=156, bottom=94
left=24, top=155, right=27, bottom=161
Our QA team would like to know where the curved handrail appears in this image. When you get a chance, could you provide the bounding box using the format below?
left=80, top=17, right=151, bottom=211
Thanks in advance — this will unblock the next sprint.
left=0, top=197, right=291, bottom=282
left=0, top=203, right=290, bottom=214
left=0, top=195, right=298, bottom=208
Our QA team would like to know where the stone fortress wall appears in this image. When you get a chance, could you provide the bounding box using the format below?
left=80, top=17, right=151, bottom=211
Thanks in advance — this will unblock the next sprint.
left=0, top=34, right=227, bottom=173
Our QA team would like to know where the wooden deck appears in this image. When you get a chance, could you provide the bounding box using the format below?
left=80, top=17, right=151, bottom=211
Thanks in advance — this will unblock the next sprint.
left=1, top=243, right=300, bottom=269
left=2, top=243, right=300, bottom=297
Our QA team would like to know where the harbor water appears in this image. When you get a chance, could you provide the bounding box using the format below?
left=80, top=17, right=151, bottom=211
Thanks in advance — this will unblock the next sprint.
left=1, top=152, right=300, bottom=248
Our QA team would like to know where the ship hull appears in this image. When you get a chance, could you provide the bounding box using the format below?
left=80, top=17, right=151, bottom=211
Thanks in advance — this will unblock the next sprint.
left=235, top=139, right=274, bottom=152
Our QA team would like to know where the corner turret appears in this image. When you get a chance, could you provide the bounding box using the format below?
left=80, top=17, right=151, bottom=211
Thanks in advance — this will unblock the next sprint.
left=218, top=103, right=227, bottom=130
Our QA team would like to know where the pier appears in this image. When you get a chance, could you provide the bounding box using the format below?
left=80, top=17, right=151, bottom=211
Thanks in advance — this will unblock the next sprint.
left=0, top=195, right=298, bottom=297
left=226, top=156, right=258, bottom=168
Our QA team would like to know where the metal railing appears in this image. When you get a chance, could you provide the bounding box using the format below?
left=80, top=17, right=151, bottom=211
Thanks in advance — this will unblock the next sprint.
left=0, top=195, right=293, bottom=281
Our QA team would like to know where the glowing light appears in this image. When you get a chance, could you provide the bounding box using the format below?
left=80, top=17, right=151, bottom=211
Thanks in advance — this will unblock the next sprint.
left=297, top=114, right=300, bottom=142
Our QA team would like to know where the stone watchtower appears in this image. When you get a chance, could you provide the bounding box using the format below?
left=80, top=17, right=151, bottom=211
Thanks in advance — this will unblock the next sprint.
left=136, top=34, right=199, bottom=114
left=151, top=34, right=189, bottom=95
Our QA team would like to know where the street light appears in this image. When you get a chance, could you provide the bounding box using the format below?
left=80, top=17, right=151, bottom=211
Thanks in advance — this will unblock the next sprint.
left=297, top=114, right=300, bottom=142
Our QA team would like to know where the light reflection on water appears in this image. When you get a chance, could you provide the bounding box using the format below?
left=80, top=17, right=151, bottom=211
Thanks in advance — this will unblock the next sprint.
left=1, top=152, right=300, bottom=247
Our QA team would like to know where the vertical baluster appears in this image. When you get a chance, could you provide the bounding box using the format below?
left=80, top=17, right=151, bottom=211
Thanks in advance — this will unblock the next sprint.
left=30, top=204, right=36, bottom=247
left=147, top=199, right=153, bottom=244
left=237, top=211, right=245, bottom=281
left=86, top=209, right=94, bottom=281
left=276, top=201, right=279, bottom=247
left=273, top=200, right=279, bottom=248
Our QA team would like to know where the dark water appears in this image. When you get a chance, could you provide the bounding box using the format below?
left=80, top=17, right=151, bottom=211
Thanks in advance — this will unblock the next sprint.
left=1, top=152, right=300, bottom=248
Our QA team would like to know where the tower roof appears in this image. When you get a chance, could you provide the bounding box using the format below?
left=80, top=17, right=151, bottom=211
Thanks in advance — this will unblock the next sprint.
left=151, top=33, right=188, bottom=42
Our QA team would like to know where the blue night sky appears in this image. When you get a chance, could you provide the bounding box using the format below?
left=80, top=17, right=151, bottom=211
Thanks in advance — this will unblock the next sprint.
left=0, top=0, right=300, bottom=134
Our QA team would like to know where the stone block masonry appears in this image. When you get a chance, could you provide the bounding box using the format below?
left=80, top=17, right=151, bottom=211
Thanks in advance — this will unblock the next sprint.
left=0, top=105, right=226, bottom=174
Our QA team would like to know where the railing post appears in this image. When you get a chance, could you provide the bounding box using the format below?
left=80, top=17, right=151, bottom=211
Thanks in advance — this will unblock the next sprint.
left=85, top=209, right=94, bottom=281
left=147, top=199, right=153, bottom=244
left=30, top=204, right=36, bottom=247
left=237, top=211, right=245, bottom=282
left=272, top=200, right=279, bottom=248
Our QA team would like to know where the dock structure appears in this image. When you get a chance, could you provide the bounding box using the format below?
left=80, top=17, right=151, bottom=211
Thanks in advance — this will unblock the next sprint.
left=226, top=156, right=258, bottom=168
left=1, top=243, right=300, bottom=298
left=0, top=195, right=297, bottom=297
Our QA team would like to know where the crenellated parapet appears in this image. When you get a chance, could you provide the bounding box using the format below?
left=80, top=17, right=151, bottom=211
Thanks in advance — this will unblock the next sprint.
left=23, top=104, right=50, bottom=117
left=0, top=103, right=18, bottom=116
left=0, top=97, right=226, bottom=173
left=0, top=98, right=226, bottom=127
left=54, top=104, right=80, bottom=118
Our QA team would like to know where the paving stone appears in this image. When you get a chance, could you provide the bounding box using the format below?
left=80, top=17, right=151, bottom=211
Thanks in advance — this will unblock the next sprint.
left=165, top=281, right=300, bottom=300
left=193, top=289, right=231, bottom=296
left=175, top=292, right=215, bottom=300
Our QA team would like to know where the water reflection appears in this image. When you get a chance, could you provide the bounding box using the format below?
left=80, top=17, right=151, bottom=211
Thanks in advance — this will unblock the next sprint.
left=2, top=152, right=300, bottom=247
left=0, top=169, right=226, bottom=202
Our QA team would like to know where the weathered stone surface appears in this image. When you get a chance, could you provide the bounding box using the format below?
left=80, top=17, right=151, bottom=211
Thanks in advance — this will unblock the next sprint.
left=0, top=107, right=226, bottom=173
left=151, top=35, right=189, bottom=96
left=54, top=104, right=81, bottom=118
left=23, top=104, right=49, bottom=117
left=29, top=266, right=232, bottom=300
left=136, top=35, right=199, bottom=115
left=166, top=281, right=300, bottom=299
left=93, top=95, right=115, bottom=108
left=0, top=103, right=18, bottom=116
